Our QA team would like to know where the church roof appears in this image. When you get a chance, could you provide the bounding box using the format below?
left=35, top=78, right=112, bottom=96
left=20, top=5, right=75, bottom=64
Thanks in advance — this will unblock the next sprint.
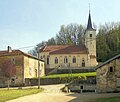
left=40, top=45, right=88, bottom=54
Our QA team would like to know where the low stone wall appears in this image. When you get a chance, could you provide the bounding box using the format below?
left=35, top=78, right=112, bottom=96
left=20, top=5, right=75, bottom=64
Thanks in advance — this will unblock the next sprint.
left=25, top=78, right=61, bottom=86
left=69, top=84, right=96, bottom=93
left=25, top=76, right=96, bottom=86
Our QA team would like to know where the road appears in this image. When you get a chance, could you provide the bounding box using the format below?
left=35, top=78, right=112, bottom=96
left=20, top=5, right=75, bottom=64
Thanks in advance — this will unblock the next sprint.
left=7, top=84, right=120, bottom=102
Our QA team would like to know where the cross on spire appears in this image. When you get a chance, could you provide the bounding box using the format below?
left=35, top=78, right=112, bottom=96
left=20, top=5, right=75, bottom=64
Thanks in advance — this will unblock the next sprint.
left=87, top=4, right=93, bottom=30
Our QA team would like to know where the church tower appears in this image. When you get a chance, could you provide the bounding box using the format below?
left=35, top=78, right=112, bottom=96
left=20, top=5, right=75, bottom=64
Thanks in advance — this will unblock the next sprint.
left=85, top=11, right=97, bottom=59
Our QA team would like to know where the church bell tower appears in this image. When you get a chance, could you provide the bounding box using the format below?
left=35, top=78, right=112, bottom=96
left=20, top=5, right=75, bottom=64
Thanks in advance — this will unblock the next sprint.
left=85, top=11, right=96, bottom=57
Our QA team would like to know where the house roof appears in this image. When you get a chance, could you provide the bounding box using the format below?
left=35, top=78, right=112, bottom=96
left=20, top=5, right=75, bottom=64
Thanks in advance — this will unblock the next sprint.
left=0, top=50, right=44, bottom=62
left=95, top=54, right=120, bottom=70
left=40, top=45, right=88, bottom=54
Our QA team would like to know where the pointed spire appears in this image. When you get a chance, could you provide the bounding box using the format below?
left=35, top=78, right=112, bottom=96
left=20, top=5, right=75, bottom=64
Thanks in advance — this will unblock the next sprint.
left=87, top=11, right=93, bottom=30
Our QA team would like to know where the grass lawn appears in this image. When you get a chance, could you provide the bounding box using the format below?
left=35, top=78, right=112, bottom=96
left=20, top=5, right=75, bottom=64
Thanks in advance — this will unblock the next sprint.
left=41, top=72, right=96, bottom=79
left=90, top=96, right=120, bottom=102
left=0, top=88, right=43, bottom=102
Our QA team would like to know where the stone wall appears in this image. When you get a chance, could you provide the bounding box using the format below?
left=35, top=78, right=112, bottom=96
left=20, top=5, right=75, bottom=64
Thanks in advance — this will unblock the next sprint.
left=96, top=58, right=120, bottom=93
left=25, top=78, right=61, bottom=86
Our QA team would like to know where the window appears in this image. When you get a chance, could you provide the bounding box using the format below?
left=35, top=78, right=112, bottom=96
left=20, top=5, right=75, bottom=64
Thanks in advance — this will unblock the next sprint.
left=47, top=57, right=49, bottom=65
left=55, top=57, right=58, bottom=64
left=82, top=59, right=85, bottom=67
left=109, top=66, right=114, bottom=72
left=73, top=56, right=76, bottom=63
left=90, top=34, right=92, bottom=37
left=64, top=56, right=68, bottom=63
left=82, top=63, right=85, bottom=67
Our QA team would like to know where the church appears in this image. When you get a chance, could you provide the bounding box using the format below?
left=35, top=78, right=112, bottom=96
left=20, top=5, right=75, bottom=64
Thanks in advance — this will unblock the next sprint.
left=39, top=12, right=98, bottom=71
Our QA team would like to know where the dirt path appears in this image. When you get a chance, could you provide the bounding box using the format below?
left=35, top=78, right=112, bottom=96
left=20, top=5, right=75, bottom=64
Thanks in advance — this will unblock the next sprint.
left=7, top=84, right=75, bottom=102
left=7, top=84, right=120, bottom=102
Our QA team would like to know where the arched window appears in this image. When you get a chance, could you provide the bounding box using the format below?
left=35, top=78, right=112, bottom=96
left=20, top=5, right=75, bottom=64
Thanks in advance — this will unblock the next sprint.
left=82, top=59, right=85, bottom=67
left=55, top=57, right=58, bottom=64
left=64, top=56, right=68, bottom=63
left=73, top=56, right=76, bottom=63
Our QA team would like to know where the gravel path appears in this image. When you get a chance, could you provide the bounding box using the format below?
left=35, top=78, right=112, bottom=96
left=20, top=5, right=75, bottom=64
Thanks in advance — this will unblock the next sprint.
left=7, top=84, right=120, bottom=102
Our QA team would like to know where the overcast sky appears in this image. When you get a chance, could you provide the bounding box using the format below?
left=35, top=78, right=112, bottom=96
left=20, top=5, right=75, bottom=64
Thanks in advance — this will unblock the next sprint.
left=0, top=0, right=120, bottom=52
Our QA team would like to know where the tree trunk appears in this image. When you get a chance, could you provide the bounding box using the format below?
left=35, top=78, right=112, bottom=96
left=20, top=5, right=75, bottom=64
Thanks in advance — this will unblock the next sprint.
left=7, top=79, right=10, bottom=90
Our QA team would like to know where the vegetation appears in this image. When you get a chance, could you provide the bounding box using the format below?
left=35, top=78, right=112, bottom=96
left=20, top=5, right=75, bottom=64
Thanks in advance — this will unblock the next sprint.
left=0, top=88, right=43, bottom=102
left=90, top=96, right=120, bottom=102
left=96, top=22, right=120, bottom=62
left=41, top=72, right=96, bottom=79
left=29, top=22, right=120, bottom=62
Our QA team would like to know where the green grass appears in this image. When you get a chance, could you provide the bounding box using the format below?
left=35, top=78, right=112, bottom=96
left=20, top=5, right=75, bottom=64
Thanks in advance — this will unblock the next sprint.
left=90, top=96, right=120, bottom=102
left=0, top=88, right=43, bottom=102
left=41, top=72, right=96, bottom=79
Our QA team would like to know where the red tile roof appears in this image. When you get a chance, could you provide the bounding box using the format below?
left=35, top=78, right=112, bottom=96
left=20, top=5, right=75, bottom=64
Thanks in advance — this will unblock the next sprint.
left=41, top=45, right=88, bottom=54
left=0, top=50, right=44, bottom=61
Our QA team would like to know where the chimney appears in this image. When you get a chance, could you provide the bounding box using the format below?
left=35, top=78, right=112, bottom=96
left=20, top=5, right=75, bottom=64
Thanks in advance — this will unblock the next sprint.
left=8, top=46, right=12, bottom=53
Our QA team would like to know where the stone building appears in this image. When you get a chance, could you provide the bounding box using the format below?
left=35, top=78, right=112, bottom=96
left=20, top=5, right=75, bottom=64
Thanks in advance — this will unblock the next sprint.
left=96, top=54, right=120, bottom=93
left=0, top=49, right=44, bottom=87
left=40, top=12, right=98, bottom=71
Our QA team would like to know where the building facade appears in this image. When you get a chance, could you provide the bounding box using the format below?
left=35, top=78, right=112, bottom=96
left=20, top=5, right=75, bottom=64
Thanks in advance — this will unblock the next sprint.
left=40, top=12, right=98, bottom=70
left=0, top=49, right=44, bottom=87
left=96, top=54, right=120, bottom=93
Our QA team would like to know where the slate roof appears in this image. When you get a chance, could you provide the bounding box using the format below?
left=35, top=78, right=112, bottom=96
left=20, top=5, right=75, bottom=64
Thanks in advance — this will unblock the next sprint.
left=40, top=45, right=88, bottom=54
left=96, top=54, right=120, bottom=70
left=87, top=12, right=93, bottom=29
left=86, top=12, right=96, bottom=31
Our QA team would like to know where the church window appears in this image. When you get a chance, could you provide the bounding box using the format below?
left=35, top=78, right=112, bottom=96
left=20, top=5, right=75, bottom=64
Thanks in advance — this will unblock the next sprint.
left=90, top=34, right=92, bottom=37
left=73, top=56, right=76, bottom=63
left=55, top=57, right=58, bottom=64
left=64, top=56, right=68, bottom=63
left=82, top=59, right=85, bottom=67
left=47, top=57, right=49, bottom=65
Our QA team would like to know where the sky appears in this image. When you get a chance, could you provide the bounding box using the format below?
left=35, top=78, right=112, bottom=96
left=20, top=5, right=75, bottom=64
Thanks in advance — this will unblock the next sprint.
left=0, top=0, right=120, bottom=52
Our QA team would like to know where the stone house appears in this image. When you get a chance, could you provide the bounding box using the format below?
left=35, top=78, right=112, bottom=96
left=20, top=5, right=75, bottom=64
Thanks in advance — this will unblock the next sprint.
left=96, top=54, right=120, bottom=93
left=40, top=12, right=98, bottom=72
left=0, top=49, right=44, bottom=87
